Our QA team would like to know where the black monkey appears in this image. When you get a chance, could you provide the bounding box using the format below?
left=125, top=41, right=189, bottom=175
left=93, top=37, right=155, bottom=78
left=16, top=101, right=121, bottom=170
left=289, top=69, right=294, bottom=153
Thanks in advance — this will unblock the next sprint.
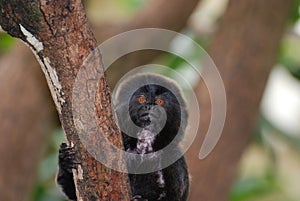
left=57, top=74, right=189, bottom=201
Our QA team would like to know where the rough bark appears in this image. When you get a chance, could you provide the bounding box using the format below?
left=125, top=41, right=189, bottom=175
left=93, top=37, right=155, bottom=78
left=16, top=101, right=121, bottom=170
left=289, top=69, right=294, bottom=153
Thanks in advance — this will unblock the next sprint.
left=186, top=0, right=294, bottom=201
left=0, top=41, right=55, bottom=201
left=0, top=1, right=131, bottom=200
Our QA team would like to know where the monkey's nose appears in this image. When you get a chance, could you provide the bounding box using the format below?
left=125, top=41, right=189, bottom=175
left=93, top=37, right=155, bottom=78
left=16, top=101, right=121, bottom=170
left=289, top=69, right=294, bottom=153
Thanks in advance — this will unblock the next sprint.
left=142, top=105, right=151, bottom=111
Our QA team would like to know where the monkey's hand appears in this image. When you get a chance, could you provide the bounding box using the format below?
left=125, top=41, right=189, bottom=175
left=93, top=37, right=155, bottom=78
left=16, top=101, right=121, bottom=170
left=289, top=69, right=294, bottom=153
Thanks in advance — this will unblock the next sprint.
left=57, top=143, right=78, bottom=201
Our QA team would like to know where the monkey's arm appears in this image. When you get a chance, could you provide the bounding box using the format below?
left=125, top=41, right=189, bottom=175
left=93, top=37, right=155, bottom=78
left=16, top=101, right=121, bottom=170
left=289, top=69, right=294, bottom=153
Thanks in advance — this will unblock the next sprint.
left=57, top=143, right=77, bottom=201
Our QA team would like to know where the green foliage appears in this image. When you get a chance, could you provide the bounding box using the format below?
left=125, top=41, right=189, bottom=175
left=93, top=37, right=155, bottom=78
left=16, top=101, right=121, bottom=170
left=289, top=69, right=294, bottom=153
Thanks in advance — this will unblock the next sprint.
left=0, top=33, right=14, bottom=53
left=279, top=36, right=300, bottom=80
left=289, top=0, right=300, bottom=24
left=230, top=174, right=278, bottom=201
left=279, top=2, right=300, bottom=80
left=31, top=129, right=66, bottom=201
left=117, top=0, right=146, bottom=12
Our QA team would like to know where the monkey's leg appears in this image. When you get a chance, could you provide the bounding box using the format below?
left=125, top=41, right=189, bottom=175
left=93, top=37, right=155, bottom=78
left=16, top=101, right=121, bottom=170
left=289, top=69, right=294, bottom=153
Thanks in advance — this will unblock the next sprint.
left=57, top=143, right=77, bottom=201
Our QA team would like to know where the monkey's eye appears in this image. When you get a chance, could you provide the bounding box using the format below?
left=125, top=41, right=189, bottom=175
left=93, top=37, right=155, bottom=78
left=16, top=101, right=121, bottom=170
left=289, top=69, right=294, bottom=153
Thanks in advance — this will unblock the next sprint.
left=138, top=95, right=146, bottom=103
left=155, top=98, right=164, bottom=105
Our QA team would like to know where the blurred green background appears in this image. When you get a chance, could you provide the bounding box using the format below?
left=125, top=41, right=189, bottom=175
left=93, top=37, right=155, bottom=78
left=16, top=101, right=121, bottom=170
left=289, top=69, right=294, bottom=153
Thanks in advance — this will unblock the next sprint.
left=1, top=0, right=300, bottom=200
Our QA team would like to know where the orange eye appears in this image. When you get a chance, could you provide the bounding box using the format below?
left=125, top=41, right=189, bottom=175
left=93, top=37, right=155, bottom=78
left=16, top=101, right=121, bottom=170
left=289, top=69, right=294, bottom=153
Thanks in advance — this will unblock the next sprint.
left=155, top=98, right=164, bottom=105
left=138, top=95, right=146, bottom=103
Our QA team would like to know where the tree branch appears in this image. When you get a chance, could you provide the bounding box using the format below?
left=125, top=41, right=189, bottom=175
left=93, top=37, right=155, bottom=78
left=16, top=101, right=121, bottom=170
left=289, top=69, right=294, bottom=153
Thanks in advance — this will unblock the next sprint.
left=0, top=1, right=131, bottom=200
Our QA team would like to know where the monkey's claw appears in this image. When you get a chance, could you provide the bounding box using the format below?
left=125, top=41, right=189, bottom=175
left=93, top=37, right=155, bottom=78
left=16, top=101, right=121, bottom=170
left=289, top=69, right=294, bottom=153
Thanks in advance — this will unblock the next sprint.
left=58, top=143, right=79, bottom=173
left=131, top=195, right=148, bottom=201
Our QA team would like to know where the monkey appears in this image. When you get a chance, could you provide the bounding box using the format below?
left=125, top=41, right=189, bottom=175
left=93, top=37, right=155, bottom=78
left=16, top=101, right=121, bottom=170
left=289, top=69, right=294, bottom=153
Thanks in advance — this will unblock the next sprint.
left=57, top=73, right=189, bottom=201
left=114, top=73, right=189, bottom=201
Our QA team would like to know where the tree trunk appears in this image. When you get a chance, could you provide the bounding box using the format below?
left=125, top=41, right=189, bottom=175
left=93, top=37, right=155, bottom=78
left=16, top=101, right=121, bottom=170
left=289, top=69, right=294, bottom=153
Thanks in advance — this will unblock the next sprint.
left=0, top=0, right=131, bottom=200
left=186, top=0, right=294, bottom=200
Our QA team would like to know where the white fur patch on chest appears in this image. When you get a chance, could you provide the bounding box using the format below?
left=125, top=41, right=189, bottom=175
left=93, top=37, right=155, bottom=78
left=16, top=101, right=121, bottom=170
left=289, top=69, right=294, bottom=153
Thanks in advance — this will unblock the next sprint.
left=136, top=129, right=155, bottom=155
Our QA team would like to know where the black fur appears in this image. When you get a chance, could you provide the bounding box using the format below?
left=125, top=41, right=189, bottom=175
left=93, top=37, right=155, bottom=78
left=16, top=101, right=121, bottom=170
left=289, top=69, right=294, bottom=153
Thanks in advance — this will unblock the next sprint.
left=57, top=143, right=77, bottom=201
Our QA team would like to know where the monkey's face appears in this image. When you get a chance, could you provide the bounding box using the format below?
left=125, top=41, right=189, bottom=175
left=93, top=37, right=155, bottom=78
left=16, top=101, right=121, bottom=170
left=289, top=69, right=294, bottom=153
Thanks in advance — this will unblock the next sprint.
left=114, top=74, right=188, bottom=150
left=128, top=84, right=181, bottom=132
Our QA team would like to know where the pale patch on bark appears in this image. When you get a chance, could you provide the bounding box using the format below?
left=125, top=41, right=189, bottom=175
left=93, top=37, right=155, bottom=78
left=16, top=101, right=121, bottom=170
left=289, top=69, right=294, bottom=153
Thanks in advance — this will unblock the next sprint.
left=38, top=57, right=63, bottom=113
left=19, top=24, right=66, bottom=114
left=43, top=57, right=65, bottom=104
left=77, top=165, right=84, bottom=180
left=73, top=165, right=84, bottom=201
left=19, top=24, right=43, bottom=52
